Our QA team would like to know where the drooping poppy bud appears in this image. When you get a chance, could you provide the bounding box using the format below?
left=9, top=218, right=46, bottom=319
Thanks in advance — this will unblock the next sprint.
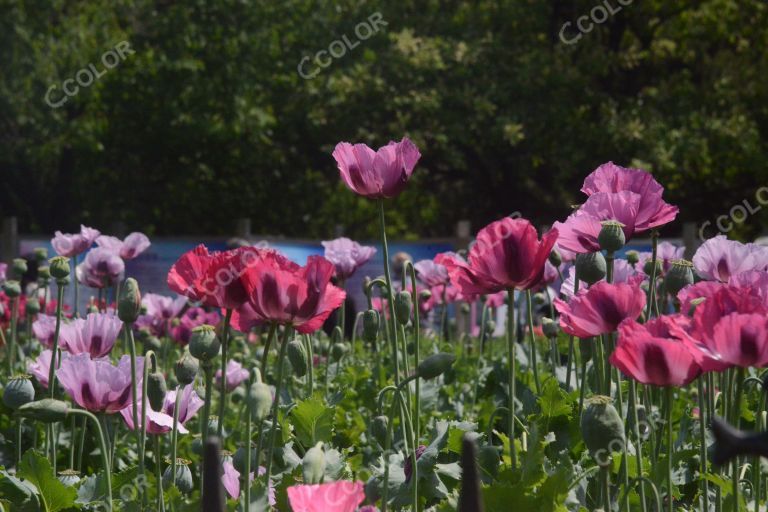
left=395, top=291, right=412, bottom=325
left=541, top=317, right=559, bottom=338
left=247, top=382, right=272, bottom=422
left=598, top=220, right=626, bottom=253
left=330, top=342, right=349, bottom=362
left=233, top=443, right=258, bottom=473
left=118, top=278, right=142, bottom=323
left=417, top=353, right=456, bottom=380
left=362, top=310, right=379, bottom=343
left=189, top=325, right=220, bottom=362
left=287, top=339, right=308, bottom=377
left=371, top=415, right=389, bottom=447
left=575, top=252, right=607, bottom=285
left=302, top=442, right=325, bottom=484
left=175, top=351, right=199, bottom=386
left=16, top=398, right=70, bottom=423
left=147, top=371, right=168, bottom=411
left=3, top=376, right=35, bottom=409
left=548, top=249, right=562, bottom=267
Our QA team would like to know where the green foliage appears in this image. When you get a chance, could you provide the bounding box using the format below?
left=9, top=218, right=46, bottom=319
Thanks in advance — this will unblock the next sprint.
left=17, top=450, right=76, bottom=512
left=290, top=397, right=335, bottom=448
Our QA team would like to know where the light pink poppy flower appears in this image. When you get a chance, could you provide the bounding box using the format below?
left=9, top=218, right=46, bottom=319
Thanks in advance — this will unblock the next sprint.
left=332, top=138, right=421, bottom=199
left=59, top=313, right=122, bottom=358
left=287, top=481, right=365, bottom=512
left=120, top=384, right=204, bottom=434
left=321, top=238, right=377, bottom=280
left=96, top=232, right=151, bottom=260
left=554, top=281, right=646, bottom=338
left=221, top=461, right=275, bottom=504
left=27, top=350, right=69, bottom=389
left=692, top=235, right=768, bottom=282
left=414, top=259, right=450, bottom=288
left=76, top=248, right=125, bottom=289
left=32, top=314, right=58, bottom=349
left=51, top=225, right=101, bottom=257
left=215, top=360, right=250, bottom=391
left=57, top=353, right=142, bottom=413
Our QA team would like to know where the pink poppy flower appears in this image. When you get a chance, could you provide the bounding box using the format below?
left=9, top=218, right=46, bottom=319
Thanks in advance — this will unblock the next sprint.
left=120, top=384, right=204, bottom=434
left=51, top=225, right=101, bottom=257
left=414, top=259, right=450, bottom=288
left=558, top=260, right=642, bottom=300
left=287, top=481, right=365, bottom=512
left=170, top=307, right=221, bottom=345
left=321, top=238, right=377, bottom=280
left=554, top=281, right=645, bottom=338
left=76, top=248, right=125, bottom=288
left=27, top=350, right=69, bottom=389
left=96, top=232, right=151, bottom=260
left=59, top=313, right=122, bottom=358
left=637, top=242, right=685, bottom=274
left=215, top=360, right=250, bottom=391
left=240, top=253, right=346, bottom=334
left=484, top=291, right=507, bottom=308
left=143, top=293, right=187, bottom=320
left=221, top=461, right=275, bottom=504
left=57, top=353, right=142, bottom=413
left=611, top=318, right=701, bottom=386
left=332, top=138, right=421, bottom=199
left=231, top=302, right=265, bottom=333
left=692, top=235, right=768, bottom=282
left=436, top=218, right=558, bottom=295
left=730, top=270, right=768, bottom=306
left=32, top=314, right=58, bottom=349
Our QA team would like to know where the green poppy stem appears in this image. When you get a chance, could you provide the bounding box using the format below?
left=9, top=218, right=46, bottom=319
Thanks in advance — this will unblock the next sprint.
left=263, top=326, right=291, bottom=484
left=525, top=290, right=541, bottom=395
left=69, top=409, right=112, bottom=512
left=217, top=308, right=233, bottom=439
left=507, top=288, right=518, bottom=469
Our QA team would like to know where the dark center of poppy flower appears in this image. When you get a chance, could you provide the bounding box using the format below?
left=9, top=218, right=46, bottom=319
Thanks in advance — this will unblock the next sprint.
left=91, top=335, right=103, bottom=354
left=739, top=324, right=760, bottom=365
left=716, top=258, right=730, bottom=281
left=643, top=343, right=671, bottom=384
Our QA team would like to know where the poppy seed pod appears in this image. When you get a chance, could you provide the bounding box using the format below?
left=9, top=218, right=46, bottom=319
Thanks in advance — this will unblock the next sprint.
left=2, top=280, right=21, bottom=298
left=118, top=278, right=142, bottom=323
left=12, top=258, right=28, bottom=279
left=25, top=298, right=41, bottom=315
left=3, top=376, right=35, bottom=409
left=548, top=249, right=562, bottom=267
left=247, top=381, right=273, bottom=422
left=625, top=250, right=640, bottom=266
left=58, top=470, right=81, bottom=487
left=38, top=266, right=51, bottom=281
left=643, top=258, right=663, bottom=277
left=598, top=220, right=626, bottom=253
left=163, top=459, right=194, bottom=493
left=49, top=256, right=71, bottom=280
left=533, top=292, right=546, bottom=305
left=362, top=310, right=379, bottom=343
left=189, top=325, right=220, bottom=361
left=581, top=395, right=625, bottom=466
left=175, top=351, right=199, bottom=385
left=371, top=415, right=389, bottom=447
left=16, top=399, right=70, bottom=423
left=147, top=371, right=168, bottom=411
left=417, top=353, right=456, bottom=380
left=541, top=317, right=559, bottom=338
left=664, top=259, right=695, bottom=296
left=302, top=442, right=325, bottom=485
left=395, top=291, right=412, bottom=324
left=575, top=252, right=607, bottom=285
left=287, top=339, right=309, bottom=377
left=191, top=435, right=203, bottom=456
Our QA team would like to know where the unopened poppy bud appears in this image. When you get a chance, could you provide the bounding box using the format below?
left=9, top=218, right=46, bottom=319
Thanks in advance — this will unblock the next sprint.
left=548, top=249, right=562, bottom=267
left=25, top=298, right=41, bottom=315
left=665, top=259, right=694, bottom=296
left=485, top=320, right=496, bottom=334
left=175, top=351, right=199, bottom=385
left=2, top=280, right=21, bottom=298
left=247, top=382, right=272, bottom=422
left=48, top=256, right=71, bottom=280
left=643, top=258, right=662, bottom=277
left=118, top=278, right=142, bottom=323
left=541, top=317, right=559, bottom=338
left=287, top=339, right=308, bottom=377
left=144, top=335, right=162, bottom=352
left=38, top=266, right=51, bottom=281
left=3, top=376, right=35, bottom=409
left=189, top=325, right=220, bottom=361
left=581, top=395, right=625, bottom=466
left=575, top=252, right=606, bottom=285
left=147, top=371, right=167, bottom=411
left=233, top=444, right=258, bottom=473
left=163, top=459, right=193, bottom=492
left=395, top=291, right=412, bottom=324
left=417, top=353, right=456, bottom=380
left=371, top=415, right=389, bottom=447
left=625, top=250, right=639, bottom=266
left=191, top=435, right=203, bottom=456
left=331, top=342, right=349, bottom=362
left=533, top=292, right=546, bottom=305
left=302, top=442, right=325, bottom=484
left=58, top=469, right=81, bottom=487
left=362, top=310, right=379, bottom=343
left=598, top=220, right=626, bottom=253
left=419, top=289, right=432, bottom=302
left=12, top=258, right=28, bottom=278
left=16, top=398, right=69, bottom=423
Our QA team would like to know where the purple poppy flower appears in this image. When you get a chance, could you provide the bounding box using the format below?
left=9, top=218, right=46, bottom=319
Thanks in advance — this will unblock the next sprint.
left=692, top=235, right=768, bottom=282
left=414, top=259, right=449, bottom=288
left=96, top=232, right=151, bottom=260
left=120, top=384, right=204, bottom=434
left=142, top=293, right=187, bottom=320
left=332, top=138, right=421, bottom=199
left=404, top=445, right=427, bottom=482
left=321, top=237, right=377, bottom=280
left=59, top=313, right=122, bottom=358
left=222, top=461, right=275, bottom=504
left=76, top=247, right=125, bottom=288
left=32, top=314, right=58, bottom=349
left=215, top=360, right=250, bottom=392
left=27, top=350, right=69, bottom=389
left=51, top=225, right=101, bottom=257
left=57, top=353, right=142, bottom=413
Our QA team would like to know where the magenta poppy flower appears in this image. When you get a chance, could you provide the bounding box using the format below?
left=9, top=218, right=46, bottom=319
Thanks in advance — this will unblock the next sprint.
left=332, top=138, right=421, bottom=199
left=57, top=353, right=142, bottom=413
left=120, top=384, right=204, bottom=434
left=610, top=319, right=701, bottom=386
left=676, top=281, right=724, bottom=314
left=167, top=245, right=216, bottom=302
left=51, top=225, right=101, bottom=257
left=32, top=314, right=58, bottom=349
left=705, top=313, right=768, bottom=368
left=436, top=218, right=558, bottom=295
left=215, top=360, right=250, bottom=391
left=96, top=232, right=151, bottom=260
left=169, top=307, right=221, bottom=345
left=59, top=313, right=122, bottom=358
left=581, top=162, right=679, bottom=231
left=729, top=270, right=768, bottom=306
left=691, top=285, right=767, bottom=342
left=240, top=253, right=346, bottom=334
left=231, top=302, right=264, bottom=333
left=27, top=350, right=69, bottom=389
left=287, top=481, right=365, bottom=512
left=554, top=281, right=645, bottom=338
left=76, top=248, right=125, bottom=288
left=414, top=259, right=450, bottom=288
left=692, top=235, right=768, bottom=282
left=321, top=237, right=377, bottom=280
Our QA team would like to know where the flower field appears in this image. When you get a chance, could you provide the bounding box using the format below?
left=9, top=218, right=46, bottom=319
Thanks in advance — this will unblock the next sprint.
left=2, top=138, right=768, bottom=512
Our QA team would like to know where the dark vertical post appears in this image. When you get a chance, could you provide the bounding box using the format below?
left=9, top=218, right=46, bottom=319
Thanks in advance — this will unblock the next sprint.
left=202, top=436, right=225, bottom=512
left=458, top=435, right=484, bottom=512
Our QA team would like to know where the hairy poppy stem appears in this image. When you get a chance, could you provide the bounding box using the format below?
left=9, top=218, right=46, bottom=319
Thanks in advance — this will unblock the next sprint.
left=217, top=308, right=233, bottom=439
left=507, top=288, right=518, bottom=469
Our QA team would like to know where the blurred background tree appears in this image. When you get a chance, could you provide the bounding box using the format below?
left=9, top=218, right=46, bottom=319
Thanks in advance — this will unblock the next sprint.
left=1, top=0, right=767, bottom=240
